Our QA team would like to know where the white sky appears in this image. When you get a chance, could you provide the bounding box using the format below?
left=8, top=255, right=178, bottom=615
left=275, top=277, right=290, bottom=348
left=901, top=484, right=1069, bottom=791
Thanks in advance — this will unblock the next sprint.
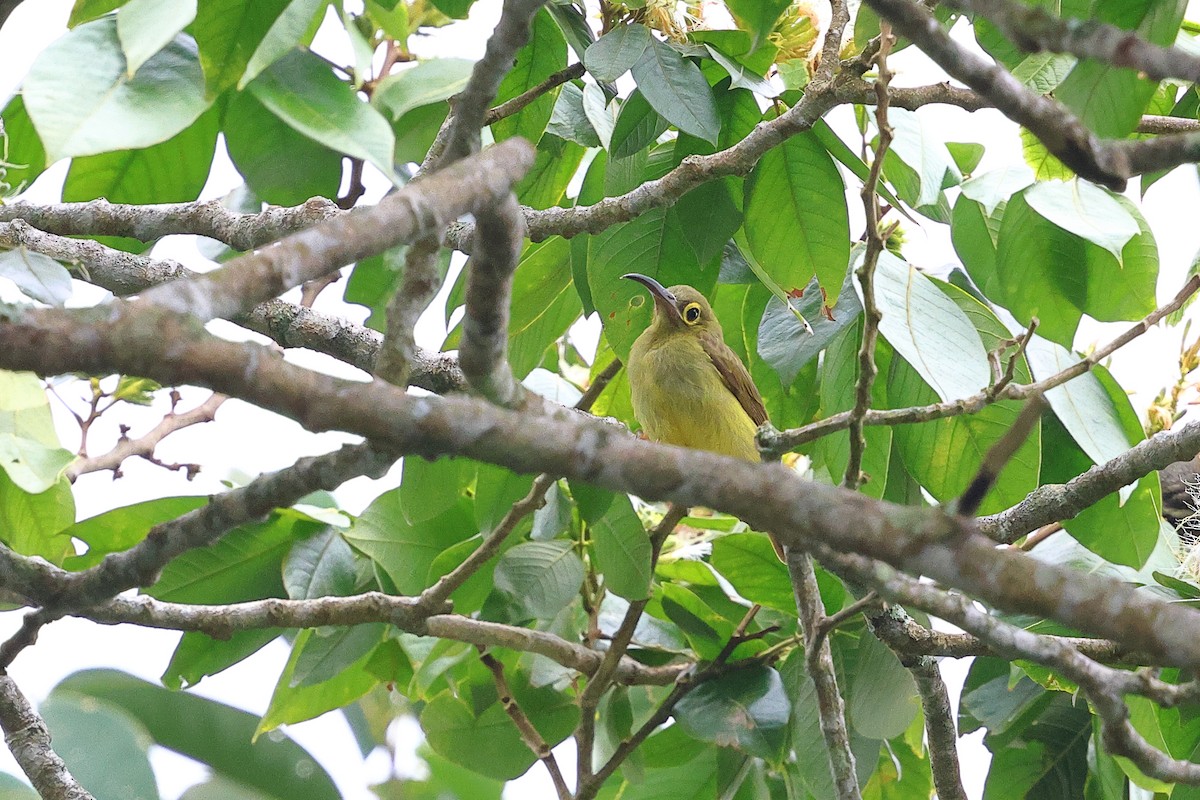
left=3, top=1, right=1200, bottom=798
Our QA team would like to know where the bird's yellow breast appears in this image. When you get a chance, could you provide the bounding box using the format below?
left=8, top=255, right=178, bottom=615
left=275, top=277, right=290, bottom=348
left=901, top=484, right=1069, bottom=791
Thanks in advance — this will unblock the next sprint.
left=627, top=330, right=760, bottom=462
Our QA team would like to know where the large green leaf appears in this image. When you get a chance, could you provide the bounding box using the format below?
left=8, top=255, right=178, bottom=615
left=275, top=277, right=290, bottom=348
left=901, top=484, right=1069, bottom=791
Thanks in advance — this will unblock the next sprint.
left=371, top=58, right=474, bottom=121
left=516, top=134, right=586, bottom=210
left=494, top=540, right=584, bottom=619
left=399, top=456, right=466, bottom=525
left=247, top=49, right=396, bottom=180
left=869, top=249, right=989, bottom=402
left=630, top=37, right=720, bottom=144
left=674, top=666, right=791, bottom=761
left=0, top=371, right=73, bottom=493
left=492, top=9, right=566, bottom=145
left=257, top=627, right=380, bottom=733
left=283, top=524, right=363, bottom=599
left=224, top=89, right=342, bottom=205
left=743, top=129, right=850, bottom=302
left=583, top=491, right=652, bottom=601
left=343, top=489, right=475, bottom=595
left=164, top=628, right=281, bottom=690
left=23, top=18, right=209, bottom=161
left=583, top=23, right=651, bottom=83
left=883, top=107, right=961, bottom=210
left=710, top=533, right=795, bottom=614
left=608, top=89, right=668, bottom=159
left=63, top=103, right=219, bottom=204
left=0, top=472, right=75, bottom=563
left=421, top=678, right=579, bottom=780
left=53, top=669, right=340, bottom=800
left=588, top=203, right=714, bottom=359
left=239, top=0, right=329, bottom=89
left=0, top=95, right=47, bottom=194
left=117, top=0, right=197, bottom=75
left=505, top=236, right=581, bottom=378
left=193, top=0, right=289, bottom=95
left=846, top=632, right=920, bottom=741
left=40, top=692, right=158, bottom=800
left=289, top=623, right=387, bottom=688
left=756, top=269, right=862, bottom=385
left=64, top=495, right=208, bottom=570
left=724, top=0, right=791, bottom=51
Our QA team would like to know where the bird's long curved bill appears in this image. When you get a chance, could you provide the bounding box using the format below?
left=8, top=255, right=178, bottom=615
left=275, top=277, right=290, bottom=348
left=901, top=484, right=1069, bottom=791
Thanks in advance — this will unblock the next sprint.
left=621, top=273, right=680, bottom=323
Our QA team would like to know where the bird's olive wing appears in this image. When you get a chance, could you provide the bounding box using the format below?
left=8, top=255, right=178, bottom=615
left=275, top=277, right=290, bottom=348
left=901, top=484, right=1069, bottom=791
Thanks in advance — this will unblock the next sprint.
left=699, top=331, right=769, bottom=426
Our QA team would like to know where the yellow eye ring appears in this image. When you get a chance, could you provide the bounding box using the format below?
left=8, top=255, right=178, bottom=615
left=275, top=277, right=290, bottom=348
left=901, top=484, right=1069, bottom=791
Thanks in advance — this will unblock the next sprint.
left=682, top=302, right=702, bottom=324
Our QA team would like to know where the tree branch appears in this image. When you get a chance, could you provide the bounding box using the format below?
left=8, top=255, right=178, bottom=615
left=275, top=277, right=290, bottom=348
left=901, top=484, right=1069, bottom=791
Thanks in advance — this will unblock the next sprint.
left=760, top=274, right=1200, bottom=456
left=790, top=551, right=860, bottom=799
left=944, top=0, right=1200, bottom=84
left=0, top=676, right=94, bottom=800
left=861, top=0, right=1200, bottom=190
left=11, top=307, right=1200, bottom=668
left=483, top=62, right=585, bottom=126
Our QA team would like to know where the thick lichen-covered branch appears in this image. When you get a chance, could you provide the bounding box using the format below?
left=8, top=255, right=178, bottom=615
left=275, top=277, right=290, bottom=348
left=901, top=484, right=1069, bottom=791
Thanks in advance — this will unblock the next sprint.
left=0, top=676, right=94, bottom=800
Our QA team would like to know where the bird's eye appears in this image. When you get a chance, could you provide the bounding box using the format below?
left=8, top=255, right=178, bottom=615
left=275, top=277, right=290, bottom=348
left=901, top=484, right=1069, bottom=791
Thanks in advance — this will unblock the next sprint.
left=683, top=303, right=702, bottom=324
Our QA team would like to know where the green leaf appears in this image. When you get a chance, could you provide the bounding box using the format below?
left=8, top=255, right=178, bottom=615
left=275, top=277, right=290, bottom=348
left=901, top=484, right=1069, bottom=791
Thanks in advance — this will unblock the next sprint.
left=515, top=134, right=585, bottom=210
left=583, top=23, right=651, bottom=83
left=725, top=0, right=791, bottom=51
left=630, top=37, right=720, bottom=145
left=581, top=82, right=615, bottom=149
left=24, top=17, right=210, bottom=161
left=608, top=89, right=668, bottom=159
left=247, top=49, right=396, bottom=180
left=40, top=692, right=158, bottom=800
left=63, top=103, right=219, bottom=204
left=117, top=0, right=197, bottom=76
left=344, top=245, right=410, bottom=332
left=163, top=628, right=280, bottom=689
left=0, top=472, right=74, bottom=563
left=703, top=43, right=777, bottom=97
left=847, top=632, right=920, bottom=740
left=0, top=372, right=73, bottom=492
left=473, top=462, right=531, bottom=531
left=0, top=95, right=47, bottom=195
left=883, top=107, right=962, bottom=209
left=506, top=236, right=581, bottom=378
left=494, top=540, right=584, bottom=619
left=240, top=0, right=329, bottom=89
left=371, top=58, right=473, bottom=121
left=816, top=319, right=892, bottom=499
left=193, top=0, right=290, bottom=95
left=757, top=269, right=862, bottom=385
left=710, top=533, right=796, bottom=614
left=1010, top=51, right=1076, bottom=92
left=258, top=628, right=380, bottom=734
left=0, top=249, right=72, bottom=307
left=283, top=525, right=363, bottom=599
left=224, top=89, right=342, bottom=205
left=659, top=583, right=732, bottom=661
left=674, top=666, right=791, bottom=761
left=400, top=456, right=466, bottom=524
left=869, top=248, right=989, bottom=402
left=1040, top=415, right=1157, bottom=568
left=366, top=0, right=408, bottom=40
left=64, top=495, right=208, bottom=570
left=947, top=141, right=986, bottom=175
left=69, top=0, right=131, bottom=26
left=588, top=205, right=712, bottom=360
left=344, top=489, right=474, bottom=595
left=545, top=1, right=596, bottom=62
left=743, top=129, right=850, bottom=302
left=492, top=9, right=566, bottom=145
left=586, top=492, right=652, bottom=601
left=290, top=623, right=387, bottom=687
left=430, top=0, right=473, bottom=18
left=422, top=680, right=579, bottom=780
left=1023, top=179, right=1139, bottom=261
left=0, top=774, right=37, bottom=800
left=547, top=83, right=601, bottom=148
left=54, top=668, right=339, bottom=800
left=145, top=510, right=320, bottom=602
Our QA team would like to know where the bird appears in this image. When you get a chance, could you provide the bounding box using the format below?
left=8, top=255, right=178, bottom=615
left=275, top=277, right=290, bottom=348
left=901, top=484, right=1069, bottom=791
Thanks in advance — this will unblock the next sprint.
left=1162, top=454, right=1200, bottom=546
left=622, top=273, right=785, bottom=560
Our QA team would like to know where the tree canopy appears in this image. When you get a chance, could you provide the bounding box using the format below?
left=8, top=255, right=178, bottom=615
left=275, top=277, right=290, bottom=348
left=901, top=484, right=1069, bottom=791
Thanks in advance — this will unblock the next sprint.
left=3, top=0, right=1200, bottom=798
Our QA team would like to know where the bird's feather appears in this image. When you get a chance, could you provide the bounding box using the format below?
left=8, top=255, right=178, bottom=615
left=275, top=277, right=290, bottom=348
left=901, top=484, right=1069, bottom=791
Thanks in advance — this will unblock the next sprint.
left=699, top=330, right=768, bottom=427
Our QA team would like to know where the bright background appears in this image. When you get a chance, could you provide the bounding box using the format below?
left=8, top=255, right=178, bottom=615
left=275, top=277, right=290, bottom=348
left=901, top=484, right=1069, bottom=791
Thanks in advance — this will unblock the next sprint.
left=2, top=1, right=1199, bottom=797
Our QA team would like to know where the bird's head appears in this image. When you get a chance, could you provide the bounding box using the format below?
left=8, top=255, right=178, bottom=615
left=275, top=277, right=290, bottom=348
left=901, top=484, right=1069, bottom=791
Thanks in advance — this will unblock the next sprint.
left=622, top=273, right=721, bottom=335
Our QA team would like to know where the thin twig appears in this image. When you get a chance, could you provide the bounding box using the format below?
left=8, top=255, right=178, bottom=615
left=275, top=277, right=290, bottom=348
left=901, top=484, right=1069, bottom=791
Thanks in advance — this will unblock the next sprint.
left=479, top=649, right=572, bottom=800
left=0, top=675, right=94, bottom=800
left=844, top=24, right=895, bottom=490
left=810, top=592, right=880, bottom=657
left=790, top=551, right=861, bottom=800
left=763, top=275, right=1200, bottom=455
left=956, top=393, right=1046, bottom=517
left=484, top=62, right=585, bottom=125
